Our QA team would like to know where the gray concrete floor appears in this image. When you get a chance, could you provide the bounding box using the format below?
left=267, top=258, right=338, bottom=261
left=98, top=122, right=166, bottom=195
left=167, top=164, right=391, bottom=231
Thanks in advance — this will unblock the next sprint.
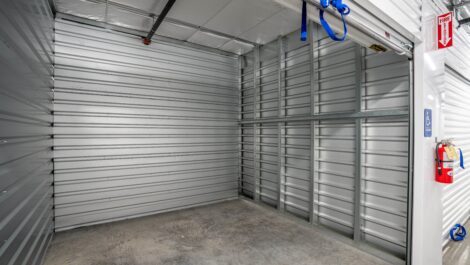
left=44, top=200, right=389, bottom=265
left=444, top=219, right=470, bottom=265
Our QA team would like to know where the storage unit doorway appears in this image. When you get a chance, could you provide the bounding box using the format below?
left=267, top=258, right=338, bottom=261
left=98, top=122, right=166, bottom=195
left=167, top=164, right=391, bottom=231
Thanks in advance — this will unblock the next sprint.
left=0, top=0, right=415, bottom=265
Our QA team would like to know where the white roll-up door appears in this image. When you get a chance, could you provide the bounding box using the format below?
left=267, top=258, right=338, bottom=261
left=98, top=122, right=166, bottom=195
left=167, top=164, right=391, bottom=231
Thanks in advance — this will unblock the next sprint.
left=53, top=19, right=240, bottom=231
left=360, top=0, right=423, bottom=40
left=442, top=67, right=470, bottom=247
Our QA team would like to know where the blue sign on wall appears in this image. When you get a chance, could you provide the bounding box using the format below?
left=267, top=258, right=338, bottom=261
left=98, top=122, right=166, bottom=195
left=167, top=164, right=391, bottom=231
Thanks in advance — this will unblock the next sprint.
left=424, top=109, right=432, bottom=137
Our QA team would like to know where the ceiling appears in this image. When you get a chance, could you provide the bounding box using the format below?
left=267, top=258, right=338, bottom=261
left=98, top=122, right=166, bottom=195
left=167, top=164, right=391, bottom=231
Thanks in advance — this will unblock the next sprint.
left=53, top=0, right=302, bottom=54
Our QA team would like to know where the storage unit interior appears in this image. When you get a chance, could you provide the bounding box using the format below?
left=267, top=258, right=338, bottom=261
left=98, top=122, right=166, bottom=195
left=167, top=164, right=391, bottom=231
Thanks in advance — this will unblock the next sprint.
left=0, top=0, right=412, bottom=265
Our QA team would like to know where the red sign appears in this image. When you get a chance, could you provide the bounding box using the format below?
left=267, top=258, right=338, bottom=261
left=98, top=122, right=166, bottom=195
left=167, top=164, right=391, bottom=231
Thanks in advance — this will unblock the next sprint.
left=438, top=12, right=453, bottom=49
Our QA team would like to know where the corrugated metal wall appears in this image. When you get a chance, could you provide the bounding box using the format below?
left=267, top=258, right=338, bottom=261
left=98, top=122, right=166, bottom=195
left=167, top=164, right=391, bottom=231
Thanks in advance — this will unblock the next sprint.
left=442, top=67, right=470, bottom=247
left=53, top=19, right=239, bottom=231
left=240, top=25, right=411, bottom=261
left=0, top=0, right=54, bottom=264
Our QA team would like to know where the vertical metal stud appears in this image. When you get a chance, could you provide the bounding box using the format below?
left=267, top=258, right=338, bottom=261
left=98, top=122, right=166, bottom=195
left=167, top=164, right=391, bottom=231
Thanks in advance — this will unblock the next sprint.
left=312, top=23, right=321, bottom=224
left=406, top=59, right=414, bottom=265
left=238, top=56, right=243, bottom=196
left=253, top=45, right=260, bottom=202
left=353, top=44, right=363, bottom=241
left=277, top=36, right=286, bottom=211
left=309, top=21, right=316, bottom=223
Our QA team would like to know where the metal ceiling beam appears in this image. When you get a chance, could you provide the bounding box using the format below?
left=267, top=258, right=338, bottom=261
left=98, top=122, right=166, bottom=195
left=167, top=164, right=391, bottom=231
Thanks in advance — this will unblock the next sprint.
left=143, top=0, right=176, bottom=45
left=459, top=17, right=470, bottom=25
left=82, top=0, right=256, bottom=46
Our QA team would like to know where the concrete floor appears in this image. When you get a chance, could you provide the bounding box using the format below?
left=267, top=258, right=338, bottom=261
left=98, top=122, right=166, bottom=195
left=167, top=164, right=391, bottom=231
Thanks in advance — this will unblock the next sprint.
left=44, top=200, right=389, bottom=265
left=443, top=220, right=470, bottom=265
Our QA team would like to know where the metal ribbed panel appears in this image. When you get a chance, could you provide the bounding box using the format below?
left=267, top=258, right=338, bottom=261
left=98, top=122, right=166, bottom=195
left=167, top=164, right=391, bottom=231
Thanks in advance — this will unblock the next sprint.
left=315, top=120, right=356, bottom=235
left=315, top=39, right=356, bottom=115
left=284, top=122, right=311, bottom=218
left=240, top=26, right=411, bottom=261
left=363, top=50, right=410, bottom=112
left=0, top=0, right=54, bottom=264
left=361, top=50, right=410, bottom=259
left=442, top=68, right=470, bottom=247
left=53, top=19, right=239, bottom=231
left=361, top=117, right=409, bottom=258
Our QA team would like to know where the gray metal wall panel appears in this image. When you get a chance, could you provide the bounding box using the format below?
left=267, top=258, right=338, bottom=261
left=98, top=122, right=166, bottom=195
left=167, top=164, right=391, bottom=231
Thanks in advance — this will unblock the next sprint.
left=240, top=27, right=410, bottom=261
left=361, top=117, right=409, bottom=257
left=361, top=51, right=410, bottom=259
left=53, top=19, right=239, bottom=231
left=442, top=68, right=470, bottom=247
left=0, top=1, right=54, bottom=265
left=315, top=120, right=356, bottom=235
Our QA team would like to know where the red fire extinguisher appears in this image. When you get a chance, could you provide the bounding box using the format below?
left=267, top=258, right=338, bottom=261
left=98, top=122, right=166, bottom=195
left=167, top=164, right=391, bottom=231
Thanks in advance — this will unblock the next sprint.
left=436, top=140, right=455, bottom=184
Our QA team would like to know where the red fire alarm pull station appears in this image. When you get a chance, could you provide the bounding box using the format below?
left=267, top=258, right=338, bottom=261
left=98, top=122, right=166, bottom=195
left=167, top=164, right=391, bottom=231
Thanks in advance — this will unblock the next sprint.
left=438, top=12, right=453, bottom=50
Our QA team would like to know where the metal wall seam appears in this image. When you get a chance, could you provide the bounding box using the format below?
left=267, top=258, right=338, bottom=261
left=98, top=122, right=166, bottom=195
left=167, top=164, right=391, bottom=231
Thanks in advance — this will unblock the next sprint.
left=354, top=44, right=364, bottom=241
left=53, top=19, right=239, bottom=230
left=0, top=1, right=54, bottom=264
left=253, top=45, right=260, bottom=202
left=311, top=24, right=321, bottom=224
left=309, top=21, right=317, bottom=223
left=278, top=36, right=286, bottom=211
left=406, top=58, right=415, bottom=265
left=238, top=57, right=243, bottom=196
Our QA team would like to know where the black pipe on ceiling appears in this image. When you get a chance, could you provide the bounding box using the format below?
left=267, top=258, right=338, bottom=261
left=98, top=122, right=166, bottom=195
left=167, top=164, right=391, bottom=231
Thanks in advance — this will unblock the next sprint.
left=143, top=0, right=176, bottom=45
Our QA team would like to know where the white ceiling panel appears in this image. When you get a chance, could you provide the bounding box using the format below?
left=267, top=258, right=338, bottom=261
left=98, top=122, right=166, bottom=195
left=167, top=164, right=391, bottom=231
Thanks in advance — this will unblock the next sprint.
left=187, top=31, right=231, bottom=49
left=239, top=8, right=300, bottom=44
left=53, top=0, right=302, bottom=54
left=166, top=0, right=233, bottom=26
left=55, top=0, right=106, bottom=21
left=112, top=0, right=165, bottom=13
left=219, top=39, right=254, bottom=55
left=156, top=21, right=198, bottom=40
left=107, top=5, right=153, bottom=31
left=203, top=0, right=283, bottom=38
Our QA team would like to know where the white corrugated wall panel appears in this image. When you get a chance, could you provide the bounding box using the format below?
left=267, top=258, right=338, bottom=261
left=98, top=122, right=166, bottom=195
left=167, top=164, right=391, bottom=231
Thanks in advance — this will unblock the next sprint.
left=442, top=68, right=470, bottom=247
left=53, top=19, right=239, bottom=231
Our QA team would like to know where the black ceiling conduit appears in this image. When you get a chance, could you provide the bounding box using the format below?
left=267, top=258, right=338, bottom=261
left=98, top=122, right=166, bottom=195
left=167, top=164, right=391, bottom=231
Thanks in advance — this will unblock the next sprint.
left=143, top=0, right=176, bottom=45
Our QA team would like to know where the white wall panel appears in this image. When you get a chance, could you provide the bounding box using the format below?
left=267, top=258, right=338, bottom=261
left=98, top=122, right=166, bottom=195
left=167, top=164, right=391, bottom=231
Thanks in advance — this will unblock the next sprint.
left=53, top=19, right=239, bottom=231
left=442, top=68, right=470, bottom=247
left=0, top=1, right=54, bottom=264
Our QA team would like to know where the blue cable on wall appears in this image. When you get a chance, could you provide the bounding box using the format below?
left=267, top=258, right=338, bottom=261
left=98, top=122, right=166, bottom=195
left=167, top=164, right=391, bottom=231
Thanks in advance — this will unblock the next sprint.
left=301, top=0, right=308, bottom=41
left=319, top=0, right=350, bottom=42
